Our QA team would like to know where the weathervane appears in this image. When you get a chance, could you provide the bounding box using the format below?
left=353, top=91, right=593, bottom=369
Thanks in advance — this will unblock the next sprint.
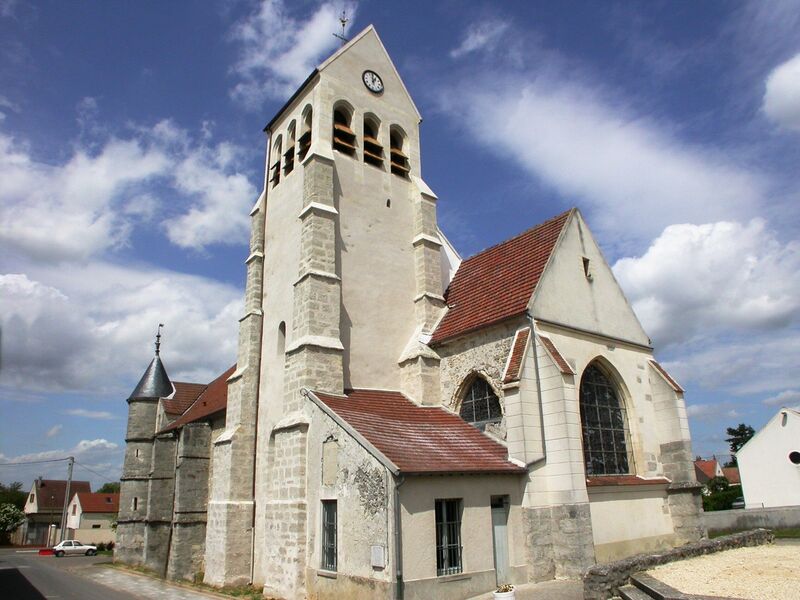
left=333, top=10, right=349, bottom=46
left=155, top=323, right=164, bottom=356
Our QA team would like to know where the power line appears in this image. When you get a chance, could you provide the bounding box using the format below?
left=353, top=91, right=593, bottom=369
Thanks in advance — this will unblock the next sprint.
left=0, top=457, right=72, bottom=466
left=74, top=460, right=119, bottom=482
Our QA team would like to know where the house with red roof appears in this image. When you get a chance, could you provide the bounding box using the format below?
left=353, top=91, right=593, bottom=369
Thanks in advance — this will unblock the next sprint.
left=116, top=26, right=705, bottom=599
left=20, top=478, right=92, bottom=546
left=65, top=492, right=119, bottom=544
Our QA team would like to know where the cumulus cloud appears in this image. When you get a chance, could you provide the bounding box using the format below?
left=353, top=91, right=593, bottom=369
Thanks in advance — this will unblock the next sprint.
left=0, top=265, right=242, bottom=394
left=229, top=0, right=357, bottom=107
left=63, top=409, right=115, bottom=420
left=443, top=74, right=765, bottom=251
left=45, top=425, right=62, bottom=438
left=450, top=20, right=509, bottom=59
left=614, top=219, right=800, bottom=347
left=762, top=389, right=800, bottom=407
left=763, top=53, right=800, bottom=131
left=0, top=119, right=257, bottom=260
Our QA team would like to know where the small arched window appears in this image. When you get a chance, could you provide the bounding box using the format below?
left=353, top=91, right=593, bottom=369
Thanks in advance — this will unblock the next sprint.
left=298, top=105, right=312, bottom=161
left=363, top=115, right=383, bottom=168
left=459, top=377, right=502, bottom=430
left=579, top=362, right=632, bottom=476
left=389, top=126, right=410, bottom=177
left=270, top=135, right=282, bottom=188
left=332, top=105, right=356, bottom=156
left=284, top=121, right=296, bottom=176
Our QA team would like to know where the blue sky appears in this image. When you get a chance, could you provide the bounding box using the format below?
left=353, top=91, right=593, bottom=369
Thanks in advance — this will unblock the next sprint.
left=1, top=0, right=799, bottom=489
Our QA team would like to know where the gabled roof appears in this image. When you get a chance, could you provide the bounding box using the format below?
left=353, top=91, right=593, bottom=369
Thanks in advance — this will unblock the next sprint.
left=312, top=389, right=525, bottom=475
left=722, top=467, right=740, bottom=485
left=32, top=480, right=91, bottom=511
left=503, top=328, right=530, bottom=384
left=694, top=458, right=721, bottom=482
left=163, top=381, right=207, bottom=415
left=431, top=210, right=572, bottom=345
left=649, top=360, right=684, bottom=393
left=76, top=492, right=119, bottom=513
left=538, top=335, right=575, bottom=375
left=128, top=355, right=173, bottom=400
left=160, top=365, right=235, bottom=433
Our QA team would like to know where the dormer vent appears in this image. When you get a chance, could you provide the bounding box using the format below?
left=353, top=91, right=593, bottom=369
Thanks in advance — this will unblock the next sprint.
left=332, top=106, right=356, bottom=156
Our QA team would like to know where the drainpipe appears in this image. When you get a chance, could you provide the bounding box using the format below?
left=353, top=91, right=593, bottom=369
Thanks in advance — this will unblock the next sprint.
left=393, top=474, right=406, bottom=600
left=526, top=310, right=547, bottom=465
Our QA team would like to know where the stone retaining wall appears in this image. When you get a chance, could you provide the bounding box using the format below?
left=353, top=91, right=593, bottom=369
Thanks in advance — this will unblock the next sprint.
left=703, top=506, right=800, bottom=534
left=582, top=528, right=774, bottom=600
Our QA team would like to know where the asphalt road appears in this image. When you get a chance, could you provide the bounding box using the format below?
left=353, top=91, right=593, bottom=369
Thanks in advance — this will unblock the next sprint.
left=0, top=549, right=140, bottom=600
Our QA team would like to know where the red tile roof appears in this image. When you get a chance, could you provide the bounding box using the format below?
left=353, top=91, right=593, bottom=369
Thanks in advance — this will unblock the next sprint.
left=539, top=335, right=575, bottom=375
left=649, top=360, right=684, bottom=393
left=76, top=492, right=119, bottom=513
left=313, top=389, right=526, bottom=475
left=163, top=381, right=207, bottom=415
left=503, top=328, right=530, bottom=383
left=586, top=475, right=670, bottom=487
left=431, top=210, right=572, bottom=345
left=722, top=467, right=740, bottom=485
left=33, top=480, right=92, bottom=511
left=160, top=365, right=236, bottom=432
left=694, top=459, right=720, bottom=482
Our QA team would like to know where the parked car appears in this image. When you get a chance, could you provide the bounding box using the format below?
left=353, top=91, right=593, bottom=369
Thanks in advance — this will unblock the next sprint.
left=731, top=496, right=745, bottom=509
left=52, top=540, right=97, bottom=557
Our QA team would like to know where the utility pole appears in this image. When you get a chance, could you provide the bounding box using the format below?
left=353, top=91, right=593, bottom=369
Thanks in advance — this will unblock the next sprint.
left=59, top=456, right=74, bottom=542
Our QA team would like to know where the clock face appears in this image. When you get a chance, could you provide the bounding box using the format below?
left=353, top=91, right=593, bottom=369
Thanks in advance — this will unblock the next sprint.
left=362, top=70, right=384, bottom=94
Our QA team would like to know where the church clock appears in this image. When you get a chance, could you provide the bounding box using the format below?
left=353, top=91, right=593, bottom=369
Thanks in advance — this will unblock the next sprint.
left=362, top=70, right=383, bottom=93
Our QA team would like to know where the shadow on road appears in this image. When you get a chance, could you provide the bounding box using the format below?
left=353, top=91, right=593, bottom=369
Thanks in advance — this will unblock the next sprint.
left=0, top=568, right=47, bottom=600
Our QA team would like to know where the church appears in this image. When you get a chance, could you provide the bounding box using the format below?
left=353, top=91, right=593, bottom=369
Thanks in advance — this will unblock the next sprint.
left=115, top=26, right=705, bottom=600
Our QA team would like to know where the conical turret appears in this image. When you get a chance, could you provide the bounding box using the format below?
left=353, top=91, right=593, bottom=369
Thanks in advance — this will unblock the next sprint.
left=128, top=324, right=173, bottom=400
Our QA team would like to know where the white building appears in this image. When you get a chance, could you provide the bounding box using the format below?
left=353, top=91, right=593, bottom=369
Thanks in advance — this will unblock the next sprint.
left=65, top=492, right=119, bottom=544
left=737, top=408, right=800, bottom=509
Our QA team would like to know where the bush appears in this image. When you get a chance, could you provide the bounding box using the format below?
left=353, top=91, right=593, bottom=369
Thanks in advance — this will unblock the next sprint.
left=107, top=541, right=114, bottom=550
left=703, top=486, right=742, bottom=511
left=97, top=542, right=106, bottom=551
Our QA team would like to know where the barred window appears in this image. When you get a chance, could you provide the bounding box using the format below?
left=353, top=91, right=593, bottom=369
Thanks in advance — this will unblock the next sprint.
left=321, top=500, right=337, bottom=571
left=459, top=377, right=502, bottom=430
left=435, top=498, right=462, bottom=576
left=579, top=363, right=632, bottom=476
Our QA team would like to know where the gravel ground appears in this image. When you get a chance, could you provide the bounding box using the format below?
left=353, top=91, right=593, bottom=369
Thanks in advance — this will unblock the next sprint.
left=647, top=543, right=800, bottom=600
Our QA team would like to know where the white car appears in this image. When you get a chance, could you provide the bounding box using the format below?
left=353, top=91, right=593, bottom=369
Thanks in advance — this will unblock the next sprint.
left=53, top=540, right=98, bottom=557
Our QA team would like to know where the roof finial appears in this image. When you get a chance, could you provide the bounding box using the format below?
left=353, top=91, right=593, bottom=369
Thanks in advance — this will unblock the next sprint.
left=155, top=323, right=164, bottom=356
left=333, top=10, right=349, bottom=46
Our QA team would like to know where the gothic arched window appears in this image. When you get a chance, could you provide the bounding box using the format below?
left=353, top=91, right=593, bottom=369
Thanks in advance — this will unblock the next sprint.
left=579, top=363, right=632, bottom=476
left=459, top=377, right=502, bottom=430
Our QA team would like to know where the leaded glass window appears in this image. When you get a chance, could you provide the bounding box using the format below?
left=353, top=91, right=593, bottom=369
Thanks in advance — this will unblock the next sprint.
left=435, top=498, right=462, bottom=576
left=459, top=377, right=502, bottom=430
left=579, top=363, right=632, bottom=476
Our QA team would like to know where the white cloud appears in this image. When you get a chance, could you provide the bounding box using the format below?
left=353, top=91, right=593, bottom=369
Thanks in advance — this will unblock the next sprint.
left=450, top=20, right=509, bottom=59
left=0, top=264, right=242, bottom=394
left=762, top=389, right=800, bottom=407
left=444, top=73, right=765, bottom=250
left=63, top=409, right=115, bottom=420
left=229, top=0, right=357, bottom=107
left=45, top=425, right=62, bottom=438
left=763, top=53, right=800, bottom=131
left=686, top=403, right=740, bottom=421
left=614, top=219, right=800, bottom=347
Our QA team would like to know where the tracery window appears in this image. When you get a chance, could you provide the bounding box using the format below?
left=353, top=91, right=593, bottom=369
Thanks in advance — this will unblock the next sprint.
left=579, top=363, right=632, bottom=476
left=459, top=377, right=502, bottom=430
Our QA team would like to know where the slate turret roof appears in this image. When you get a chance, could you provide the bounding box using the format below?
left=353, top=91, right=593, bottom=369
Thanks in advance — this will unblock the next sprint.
left=128, top=355, right=173, bottom=400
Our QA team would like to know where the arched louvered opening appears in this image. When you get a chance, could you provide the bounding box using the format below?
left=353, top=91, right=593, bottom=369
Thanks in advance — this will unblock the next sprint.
left=363, top=114, right=383, bottom=168
left=284, top=121, right=296, bottom=176
left=332, top=103, right=356, bottom=156
left=298, top=105, right=312, bottom=161
left=270, top=135, right=282, bottom=187
left=389, top=126, right=409, bottom=177
left=579, top=361, right=634, bottom=476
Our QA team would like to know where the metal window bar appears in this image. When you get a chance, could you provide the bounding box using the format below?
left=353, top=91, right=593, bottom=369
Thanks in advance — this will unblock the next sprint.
left=435, top=499, right=463, bottom=576
left=321, top=500, right=337, bottom=571
left=459, top=378, right=502, bottom=429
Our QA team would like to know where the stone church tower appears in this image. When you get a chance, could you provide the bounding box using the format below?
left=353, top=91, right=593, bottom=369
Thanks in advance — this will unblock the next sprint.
left=204, top=26, right=450, bottom=595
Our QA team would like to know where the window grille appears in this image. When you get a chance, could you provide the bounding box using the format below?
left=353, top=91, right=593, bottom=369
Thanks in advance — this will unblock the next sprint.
left=579, top=363, right=633, bottom=475
left=321, top=500, right=337, bottom=571
left=435, top=498, right=463, bottom=576
left=459, top=377, right=502, bottom=430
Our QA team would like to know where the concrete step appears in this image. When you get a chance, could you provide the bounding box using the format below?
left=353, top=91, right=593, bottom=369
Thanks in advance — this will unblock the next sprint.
left=619, top=584, right=654, bottom=600
left=630, top=573, right=685, bottom=600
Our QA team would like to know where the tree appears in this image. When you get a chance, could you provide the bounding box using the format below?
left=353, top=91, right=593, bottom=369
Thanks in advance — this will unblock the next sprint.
left=97, top=482, right=120, bottom=494
left=725, top=423, right=755, bottom=466
left=0, top=482, right=27, bottom=510
left=0, top=503, right=25, bottom=545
